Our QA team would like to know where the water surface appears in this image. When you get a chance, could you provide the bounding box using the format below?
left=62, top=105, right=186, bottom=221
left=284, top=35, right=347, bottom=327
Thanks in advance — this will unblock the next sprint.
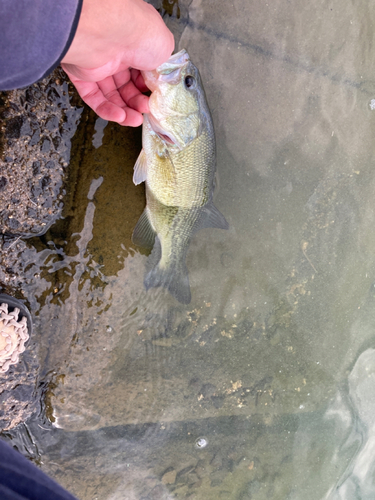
left=5, top=0, right=375, bottom=498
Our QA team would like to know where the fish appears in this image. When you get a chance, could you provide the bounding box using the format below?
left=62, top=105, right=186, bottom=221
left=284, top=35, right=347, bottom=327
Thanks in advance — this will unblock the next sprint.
left=132, top=49, right=228, bottom=304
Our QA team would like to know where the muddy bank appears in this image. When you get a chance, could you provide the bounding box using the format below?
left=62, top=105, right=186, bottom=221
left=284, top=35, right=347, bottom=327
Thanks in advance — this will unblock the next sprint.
left=0, top=55, right=150, bottom=432
left=0, top=69, right=83, bottom=430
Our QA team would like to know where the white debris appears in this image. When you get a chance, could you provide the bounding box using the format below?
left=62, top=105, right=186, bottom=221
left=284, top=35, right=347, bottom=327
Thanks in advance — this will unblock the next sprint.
left=0, top=302, right=29, bottom=373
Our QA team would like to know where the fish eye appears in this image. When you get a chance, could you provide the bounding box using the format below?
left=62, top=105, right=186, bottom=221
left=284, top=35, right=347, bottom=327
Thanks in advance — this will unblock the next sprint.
left=184, top=75, right=196, bottom=89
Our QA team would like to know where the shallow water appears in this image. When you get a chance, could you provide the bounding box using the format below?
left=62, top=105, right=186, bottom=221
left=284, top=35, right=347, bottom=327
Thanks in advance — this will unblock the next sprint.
left=4, top=0, right=375, bottom=498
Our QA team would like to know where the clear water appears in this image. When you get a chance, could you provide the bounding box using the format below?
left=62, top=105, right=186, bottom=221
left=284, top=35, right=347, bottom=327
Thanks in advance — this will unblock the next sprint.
left=5, top=0, right=375, bottom=498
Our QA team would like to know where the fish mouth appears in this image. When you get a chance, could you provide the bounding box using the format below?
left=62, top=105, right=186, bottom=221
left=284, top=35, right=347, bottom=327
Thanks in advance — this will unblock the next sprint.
left=158, top=50, right=190, bottom=85
left=157, top=49, right=189, bottom=74
left=142, top=50, right=190, bottom=89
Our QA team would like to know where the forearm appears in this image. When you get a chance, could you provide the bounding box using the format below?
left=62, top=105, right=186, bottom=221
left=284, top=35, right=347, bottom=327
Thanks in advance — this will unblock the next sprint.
left=0, top=0, right=82, bottom=90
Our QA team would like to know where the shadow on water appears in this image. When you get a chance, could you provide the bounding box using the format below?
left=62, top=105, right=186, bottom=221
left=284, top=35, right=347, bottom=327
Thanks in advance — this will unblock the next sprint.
left=30, top=106, right=145, bottom=277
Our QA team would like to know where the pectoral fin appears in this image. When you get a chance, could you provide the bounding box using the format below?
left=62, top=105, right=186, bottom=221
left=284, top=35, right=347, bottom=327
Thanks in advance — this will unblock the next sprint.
left=133, top=149, right=148, bottom=185
left=132, top=209, right=156, bottom=249
left=195, top=202, right=229, bottom=232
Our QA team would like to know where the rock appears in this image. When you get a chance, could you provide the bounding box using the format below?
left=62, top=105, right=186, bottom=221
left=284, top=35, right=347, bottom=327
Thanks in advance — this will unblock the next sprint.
left=0, top=69, right=82, bottom=430
left=161, top=469, right=177, bottom=485
left=0, top=68, right=82, bottom=237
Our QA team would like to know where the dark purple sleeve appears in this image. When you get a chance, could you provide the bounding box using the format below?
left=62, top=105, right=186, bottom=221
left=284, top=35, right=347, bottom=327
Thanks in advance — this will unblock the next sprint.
left=0, top=440, right=78, bottom=500
left=0, top=0, right=83, bottom=90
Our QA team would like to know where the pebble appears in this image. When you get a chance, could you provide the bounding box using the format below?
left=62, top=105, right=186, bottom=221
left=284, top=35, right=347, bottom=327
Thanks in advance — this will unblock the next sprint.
left=161, top=470, right=177, bottom=485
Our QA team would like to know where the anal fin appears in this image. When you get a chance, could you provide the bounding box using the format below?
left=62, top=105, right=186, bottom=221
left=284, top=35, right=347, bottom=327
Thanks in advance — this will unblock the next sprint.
left=132, top=209, right=156, bottom=249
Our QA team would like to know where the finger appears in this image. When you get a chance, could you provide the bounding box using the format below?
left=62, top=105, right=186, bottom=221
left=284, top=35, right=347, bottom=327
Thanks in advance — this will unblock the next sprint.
left=97, top=75, right=126, bottom=108
left=63, top=72, right=127, bottom=123
left=78, top=82, right=143, bottom=126
left=117, top=106, right=144, bottom=127
left=114, top=71, right=142, bottom=100
left=63, top=67, right=144, bottom=126
left=110, top=68, right=132, bottom=89
left=97, top=100, right=143, bottom=127
left=77, top=83, right=126, bottom=122
left=131, top=69, right=149, bottom=93
left=99, top=74, right=149, bottom=114
left=96, top=101, right=127, bottom=123
left=127, top=93, right=149, bottom=114
left=117, top=79, right=149, bottom=111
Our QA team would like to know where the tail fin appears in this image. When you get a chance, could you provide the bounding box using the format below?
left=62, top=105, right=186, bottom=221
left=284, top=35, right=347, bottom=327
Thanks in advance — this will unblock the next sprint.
left=144, top=237, right=191, bottom=304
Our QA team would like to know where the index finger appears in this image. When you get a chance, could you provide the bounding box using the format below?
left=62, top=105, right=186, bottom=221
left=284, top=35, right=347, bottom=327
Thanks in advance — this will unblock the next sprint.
left=63, top=70, right=145, bottom=126
left=68, top=77, right=128, bottom=123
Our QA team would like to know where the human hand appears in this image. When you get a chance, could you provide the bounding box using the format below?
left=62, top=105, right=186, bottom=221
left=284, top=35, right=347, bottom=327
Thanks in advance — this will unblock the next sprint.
left=61, top=0, right=174, bottom=127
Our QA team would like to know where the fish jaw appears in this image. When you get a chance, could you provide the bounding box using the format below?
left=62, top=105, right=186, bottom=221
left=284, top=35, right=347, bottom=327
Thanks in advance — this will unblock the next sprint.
left=141, top=50, right=190, bottom=91
left=141, top=50, right=202, bottom=151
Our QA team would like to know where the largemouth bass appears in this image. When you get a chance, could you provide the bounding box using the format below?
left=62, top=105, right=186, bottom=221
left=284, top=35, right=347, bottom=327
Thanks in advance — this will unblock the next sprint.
left=132, top=49, right=228, bottom=304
